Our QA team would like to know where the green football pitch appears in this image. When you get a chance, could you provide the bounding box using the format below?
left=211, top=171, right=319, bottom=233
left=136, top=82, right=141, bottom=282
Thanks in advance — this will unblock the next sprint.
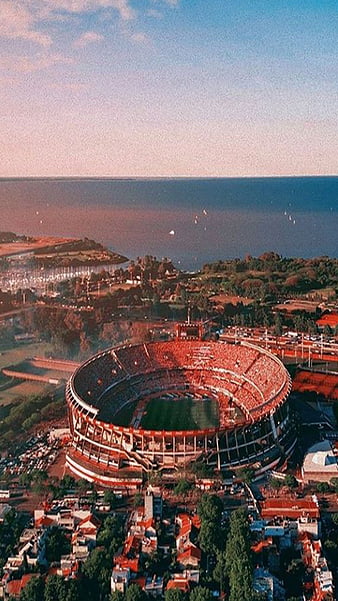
left=140, top=397, right=219, bottom=431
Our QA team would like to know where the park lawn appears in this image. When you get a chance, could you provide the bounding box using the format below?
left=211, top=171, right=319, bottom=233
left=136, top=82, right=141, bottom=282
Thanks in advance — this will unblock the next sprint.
left=0, top=341, right=54, bottom=406
left=0, top=380, right=51, bottom=406
left=141, top=397, right=219, bottom=431
left=0, top=341, right=53, bottom=370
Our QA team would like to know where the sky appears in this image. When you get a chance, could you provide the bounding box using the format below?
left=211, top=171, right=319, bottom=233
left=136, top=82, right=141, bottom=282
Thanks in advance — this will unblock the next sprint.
left=1, top=0, right=337, bottom=177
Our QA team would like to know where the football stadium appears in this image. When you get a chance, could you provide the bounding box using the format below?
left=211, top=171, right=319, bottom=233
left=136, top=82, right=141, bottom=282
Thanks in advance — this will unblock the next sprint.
left=66, top=327, right=296, bottom=486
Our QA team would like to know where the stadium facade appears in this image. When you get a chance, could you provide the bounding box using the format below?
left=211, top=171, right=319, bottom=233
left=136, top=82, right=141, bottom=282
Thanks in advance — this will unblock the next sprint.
left=66, top=330, right=296, bottom=486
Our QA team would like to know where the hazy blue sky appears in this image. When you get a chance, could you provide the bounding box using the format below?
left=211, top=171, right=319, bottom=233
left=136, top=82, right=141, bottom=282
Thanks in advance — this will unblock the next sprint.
left=1, top=0, right=337, bottom=176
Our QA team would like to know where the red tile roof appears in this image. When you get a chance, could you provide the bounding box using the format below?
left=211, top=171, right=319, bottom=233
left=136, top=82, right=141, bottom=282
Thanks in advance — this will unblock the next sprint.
left=78, top=514, right=101, bottom=529
left=134, top=577, right=146, bottom=589
left=7, top=580, right=22, bottom=597
left=177, top=546, right=201, bottom=563
left=35, top=515, right=55, bottom=528
left=166, top=579, right=190, bottom=593
left=316, top=313, right=338, bottom=327
left=114, top=556, right=139, bottom=573
left=260, top=498, right=320, bottom=519
left=7, top=574, right=37, bottom=598
left=139, top=517, right=155, bottom=530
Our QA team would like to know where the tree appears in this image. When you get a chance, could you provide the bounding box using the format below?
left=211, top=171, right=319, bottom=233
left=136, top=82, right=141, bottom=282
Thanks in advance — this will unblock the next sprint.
left=20, top=576, right=45, bottom=601
left=198, top=494, right=223, bottom=523
left=225, top=509, right=253, bottom=601
left=125, top=584, right=146, bottom=601
left=83, top=547, right=109, bottom=581
left=66, top=580, right=83, bottom=601
left=213, top=549, right=227, bottom=589
left=324, top=539, right=338, bottom=564
left=19, top=472, right=32, bottom=489
left=44, top=575, right=67, bottom=601
left=109, top=591, right=124, bottom=601
left=238, top=467, right=255, bottom=484
left=60, top=474, right=76, bottom=491
left=316, top=482, right=330, bottom=493
left=189, top=586, right=213, bottom=601
left=110, top=592, right=125, bottom=601
left=165, top=589, right=186, bottom=601
left=45, top=527, right=70, bottom=563
left=198, top=493, right=225, bottom=554
left=77, top=478, right=89, bottom=495
left=96, top=515, right=124, bottom=555
left=284, top=558, right=305, bottom=597
left=199, top=518, right=222, bottom=555
left=274, top=312, right=283, bottom=337
left=331, top=513, right=338, bottom=527
left=22, top=413, right=40, bottom=431
left=174, top=479, right=193, bottom=496
left=30, top=469, right=48, bottom=485
left=191, top=462, right=214, bottom=479
left=330, top=478, right=338, bottom=493
left=103, top=489, right=117, bottom=508
left=83, top=547, right=109, bottom=600
left=284, top=474, right=298, bottom=489
left=269, top=478, right=282, bottom=490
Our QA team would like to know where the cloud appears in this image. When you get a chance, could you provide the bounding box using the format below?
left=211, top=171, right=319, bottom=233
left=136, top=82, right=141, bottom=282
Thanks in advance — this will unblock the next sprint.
left=129, top=31, right=150, bottom=44
left=150, top=0, right=179, bottom=6
left=0, top=0, right=136, bottom=49
left=147, top=9, right=162, bottom=19
left=73, top=30, right=104, bottom=48
left=49, top=81, right=88, bottom=91
left=110, top=0, right=136, bottom=21
left=0, top=1, right=51, bottom=46
left=0, top=52, right=74, bottom=73
left=37, top=0, right=136, bottom=21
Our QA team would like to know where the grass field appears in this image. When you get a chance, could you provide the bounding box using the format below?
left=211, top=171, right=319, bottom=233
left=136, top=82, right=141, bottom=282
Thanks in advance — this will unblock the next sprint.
left=0, top=341, right=53, bottom=406
left=0, top=380, right=54, bottom=406
left=0, top=341, right=53, bottom=370
left=141, top=397, right=219, bottom=431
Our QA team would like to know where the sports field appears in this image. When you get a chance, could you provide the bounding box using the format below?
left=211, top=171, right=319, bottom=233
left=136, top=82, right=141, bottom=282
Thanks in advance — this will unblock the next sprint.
left=140, top=396, right=219, bottom=431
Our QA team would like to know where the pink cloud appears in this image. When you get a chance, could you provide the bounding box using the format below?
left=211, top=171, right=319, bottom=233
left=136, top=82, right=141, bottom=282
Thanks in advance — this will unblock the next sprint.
left=73, top=31, right=104, bottom=48
left=0, top=0, right=51, bottom=46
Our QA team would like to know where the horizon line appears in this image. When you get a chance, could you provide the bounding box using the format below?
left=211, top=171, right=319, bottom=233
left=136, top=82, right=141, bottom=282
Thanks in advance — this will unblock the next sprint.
left=0, top=173, right=338, bottom=181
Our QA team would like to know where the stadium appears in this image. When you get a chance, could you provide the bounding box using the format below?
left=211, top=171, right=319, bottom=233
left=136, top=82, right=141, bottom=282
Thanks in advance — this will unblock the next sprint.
left=65, top=327, right=296, bottom=486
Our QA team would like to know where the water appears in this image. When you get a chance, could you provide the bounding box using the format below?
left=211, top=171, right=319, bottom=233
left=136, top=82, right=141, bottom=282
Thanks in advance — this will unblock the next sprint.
left=1, top=176, right=337, bottom=270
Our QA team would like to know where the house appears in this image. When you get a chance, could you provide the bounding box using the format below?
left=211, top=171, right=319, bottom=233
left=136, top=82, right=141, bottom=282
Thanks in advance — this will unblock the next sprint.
left=72, top=514, right=101, bottom=546
left=144, top=576, right=164, bottom=597
left=175, top=514, right=193, bottom=551
left=300, top=533, right=334, bottom=601
left=260, top=497, right=320, bottom=520
left=34, top=507, right=94, bottom=530
left=253, top=567, right=285, bottom=601
left=111, top=567, right=131, bottom=593
left=4, top=574, right=38, bottom=600
left=58, top=555, right=80, bottom=579
left=166, top=577, right=191, bottom=594
left=177, top=545, right=201, bottom=569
